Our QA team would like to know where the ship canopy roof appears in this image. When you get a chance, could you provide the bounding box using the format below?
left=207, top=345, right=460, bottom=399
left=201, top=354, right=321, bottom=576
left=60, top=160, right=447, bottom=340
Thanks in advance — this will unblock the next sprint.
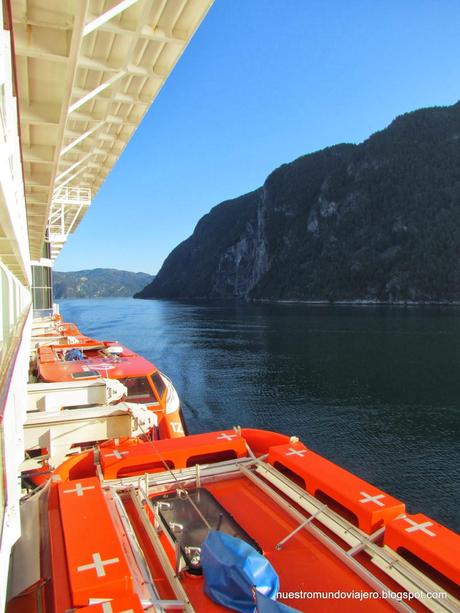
left=10, top=0, right=212, bottom=262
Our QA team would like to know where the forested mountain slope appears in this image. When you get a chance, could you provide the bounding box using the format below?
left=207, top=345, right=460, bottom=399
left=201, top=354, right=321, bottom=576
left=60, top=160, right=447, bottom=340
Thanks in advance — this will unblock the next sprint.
left=54, top=269, right=153, bottom=298
left=136, top=102, right=460, bottom=302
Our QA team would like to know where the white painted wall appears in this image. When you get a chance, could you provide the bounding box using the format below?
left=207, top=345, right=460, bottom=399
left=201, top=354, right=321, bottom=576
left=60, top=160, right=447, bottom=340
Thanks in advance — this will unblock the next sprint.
left=0, top=2, right=32, bottom=608
left=0, top=309, right=31, bottom=609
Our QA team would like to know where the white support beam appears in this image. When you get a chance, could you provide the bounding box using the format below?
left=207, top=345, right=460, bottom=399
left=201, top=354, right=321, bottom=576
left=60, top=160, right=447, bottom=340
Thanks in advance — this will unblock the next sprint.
left=59, top=148, right=114, bottom=165
left=93, top=148, right=116, bottom=157
left=97, top=134, right=117, bottom=143
left=20, top=103, right=61, bottom=126
left=70, top=109, right=106, bottom=123
left=59, top=147, right=91, bottom=161
left=113, top=91, right=151, bottom=105
left=54, top=167, right=88, bottom=190
left=14, top=39, right=69, bottom=63
left=126, top=63, right=165, bottom=79
left=82, top=0, right=141, bottom=37
left=63, top=128, right=91, bottom=140
left=22, top=147, right=55, bottom=164
left=83, top=16, right=137, bottom=37
left=23, top=201, right=48, bottom=209
left=68, top=73, right=125, bottom=114
left=77, top=55, right=121, bottom=73
left=61, top=123, right=105, bottom=156
left=87, top=161, right=111, bottom=171
left=55, top=151, right=93, bottom=182
left=140, top=24, right=187, bottom=44
left=24, top=175, right=52, bottom=189
left=12, top=14, right=74, bottom=31
left=106, top=114, right=137, bottom=126
left=83, top=18, right=187, bottom=44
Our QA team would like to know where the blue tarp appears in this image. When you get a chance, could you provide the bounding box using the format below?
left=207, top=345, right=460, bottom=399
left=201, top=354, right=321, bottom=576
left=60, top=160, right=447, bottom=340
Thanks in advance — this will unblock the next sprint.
left=201, top=531, right=279, bottom=613
left=65, top=348, right=84, bottom=361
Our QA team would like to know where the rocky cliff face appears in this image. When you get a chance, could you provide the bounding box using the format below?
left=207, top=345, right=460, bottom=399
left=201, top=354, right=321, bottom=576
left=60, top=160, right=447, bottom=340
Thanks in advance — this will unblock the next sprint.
left=212, top=195, right=269, bottom=297
left=136, top=101, right=460, bottom=302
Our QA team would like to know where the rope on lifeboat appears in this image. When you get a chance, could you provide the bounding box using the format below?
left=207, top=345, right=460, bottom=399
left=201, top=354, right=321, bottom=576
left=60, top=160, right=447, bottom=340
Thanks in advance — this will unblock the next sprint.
left=135, top=420, right=212, bottom=530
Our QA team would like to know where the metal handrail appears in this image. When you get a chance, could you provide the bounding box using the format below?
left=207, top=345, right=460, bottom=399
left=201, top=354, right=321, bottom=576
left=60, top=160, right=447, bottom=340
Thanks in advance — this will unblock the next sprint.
left=0, top=304, right=31, bottom=421
left=128, top=487, right=194, bottom=612
left=239, top=464, right=413, bottom=613
left=248, top=461, right=459, bottom=613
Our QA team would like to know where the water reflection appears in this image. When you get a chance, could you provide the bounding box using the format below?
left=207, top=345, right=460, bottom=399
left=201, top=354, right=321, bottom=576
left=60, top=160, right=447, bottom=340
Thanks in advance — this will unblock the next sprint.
left=60, top=298, right=460, bottom=531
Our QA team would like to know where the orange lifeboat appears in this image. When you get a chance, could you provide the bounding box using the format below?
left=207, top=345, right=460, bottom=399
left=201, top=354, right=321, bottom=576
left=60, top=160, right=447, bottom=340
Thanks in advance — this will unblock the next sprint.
left=23, top=320, right=187, bottom=491
left=35, top=330, right=186, bottom=441
left=267, top=440, right=405, bottom=533
left=9, top=429, right=458, bottom=613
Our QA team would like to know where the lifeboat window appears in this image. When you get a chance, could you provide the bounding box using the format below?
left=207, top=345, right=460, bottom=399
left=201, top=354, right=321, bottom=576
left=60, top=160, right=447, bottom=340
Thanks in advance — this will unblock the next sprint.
left=186, top=450, right=238, bottom=467
left=151, top=371, right=166, bottom=399
left=119, top=377, right=156, bottom=402
left=25, top=448, right=46, bottom=459
left=118, top=460, right=174, bottom=478
left=155, top=487, right=261, bottom=575
left=314, top=489, right=359, bottom=528
left=396, top=548, right=460, bottom=597
left=71, top=370, right=99, bottom=379
left=68, top=454, right=96, bottom=480
left=273, top=461, right=306, bottom=489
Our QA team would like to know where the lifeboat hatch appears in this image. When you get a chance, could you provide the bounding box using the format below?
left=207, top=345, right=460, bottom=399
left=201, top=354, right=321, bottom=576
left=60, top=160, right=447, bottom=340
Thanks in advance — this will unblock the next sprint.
left=71, top=370, right=100, bottom=379
left=154, top=487, right=261, bottom=575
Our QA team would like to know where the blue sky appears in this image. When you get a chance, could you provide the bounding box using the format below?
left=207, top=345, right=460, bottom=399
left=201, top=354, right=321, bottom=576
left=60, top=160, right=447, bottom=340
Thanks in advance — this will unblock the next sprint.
left=56, top=0, right=460, bottom=274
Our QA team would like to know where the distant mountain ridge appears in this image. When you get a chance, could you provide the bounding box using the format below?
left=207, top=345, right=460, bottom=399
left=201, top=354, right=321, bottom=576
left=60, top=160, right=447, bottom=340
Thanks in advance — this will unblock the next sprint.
left=54, top=268, right=153, bottom=298
left=135, top=101, right=460, bottom=303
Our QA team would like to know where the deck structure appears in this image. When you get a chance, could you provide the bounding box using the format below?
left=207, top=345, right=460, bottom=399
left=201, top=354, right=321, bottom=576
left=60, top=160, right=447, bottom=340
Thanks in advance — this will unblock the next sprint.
left=0, top=2, right=213, bottom=609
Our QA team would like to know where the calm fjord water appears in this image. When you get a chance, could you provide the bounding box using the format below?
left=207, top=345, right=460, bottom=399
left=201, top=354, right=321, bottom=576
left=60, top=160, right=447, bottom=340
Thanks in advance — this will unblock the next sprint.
left=59, top=298, right=460, bottom=531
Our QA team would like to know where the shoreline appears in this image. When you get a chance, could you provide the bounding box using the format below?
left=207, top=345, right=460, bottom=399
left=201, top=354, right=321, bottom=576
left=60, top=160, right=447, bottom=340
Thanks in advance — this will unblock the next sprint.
left=252, top=298, right=460, bottom=307
left=131, top=295, right=460, bottom=306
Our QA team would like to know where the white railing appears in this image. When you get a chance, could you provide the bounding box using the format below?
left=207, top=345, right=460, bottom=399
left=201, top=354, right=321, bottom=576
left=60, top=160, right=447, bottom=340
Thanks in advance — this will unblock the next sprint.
left=0, top=262, right=29, bottom=359
left=0, top=6, right=33, bottom=609
left=47, top=186, right=92, bottom=256
left=0, top=265, right=31, bottom=612
left=52, top=186, right=91, bottom=205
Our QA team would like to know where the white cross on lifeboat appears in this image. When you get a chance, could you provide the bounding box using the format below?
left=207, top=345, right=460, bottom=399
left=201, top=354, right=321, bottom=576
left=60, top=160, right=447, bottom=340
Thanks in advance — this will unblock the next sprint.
left=105, top=450, right=128, bottom=460
left=217, top=433, right=237, bottom=441
left=77, top=552, right=120, bottom=577
left=359, top=491, right=386, bottom=507
left=63, top=483, right=95, bottom=497
left=401, top=516, right=436, bottom=537
left=285, top=447, right=307, bottom=457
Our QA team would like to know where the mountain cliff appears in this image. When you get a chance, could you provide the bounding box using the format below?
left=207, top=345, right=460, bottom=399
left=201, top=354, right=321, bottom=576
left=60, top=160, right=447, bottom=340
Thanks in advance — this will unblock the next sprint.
left=54, top=269, right=153, bottom=298
left=135, top=101, right=460, bottom=302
